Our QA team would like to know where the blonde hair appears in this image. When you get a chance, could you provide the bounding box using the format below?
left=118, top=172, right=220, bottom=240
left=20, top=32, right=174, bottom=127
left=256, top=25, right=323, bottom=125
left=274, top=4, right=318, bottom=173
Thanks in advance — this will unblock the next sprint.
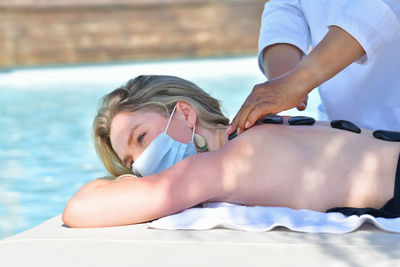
left=93, top=75, right=230, bottom=177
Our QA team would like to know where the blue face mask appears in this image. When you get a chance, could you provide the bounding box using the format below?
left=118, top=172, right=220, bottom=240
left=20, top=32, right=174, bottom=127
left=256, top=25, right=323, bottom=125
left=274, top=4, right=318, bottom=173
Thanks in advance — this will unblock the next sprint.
left=131, top=105, right=197, bottom=177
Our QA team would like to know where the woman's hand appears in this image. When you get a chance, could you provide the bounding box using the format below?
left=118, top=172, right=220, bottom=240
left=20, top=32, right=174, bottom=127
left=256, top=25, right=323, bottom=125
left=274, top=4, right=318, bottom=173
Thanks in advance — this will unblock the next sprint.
left=227, top=75, right=308, bottom=134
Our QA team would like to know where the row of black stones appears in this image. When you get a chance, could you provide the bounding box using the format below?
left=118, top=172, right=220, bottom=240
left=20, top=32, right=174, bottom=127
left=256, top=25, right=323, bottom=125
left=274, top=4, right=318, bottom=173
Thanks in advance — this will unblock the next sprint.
left=288, top=116, right=400, bottom=142
left=228, top=115, right=400, bottom=141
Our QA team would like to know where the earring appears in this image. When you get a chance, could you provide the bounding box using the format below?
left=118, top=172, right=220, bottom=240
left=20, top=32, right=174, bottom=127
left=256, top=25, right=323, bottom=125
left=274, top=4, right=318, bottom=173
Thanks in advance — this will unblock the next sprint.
left=194, top=133, right=208, bottom=152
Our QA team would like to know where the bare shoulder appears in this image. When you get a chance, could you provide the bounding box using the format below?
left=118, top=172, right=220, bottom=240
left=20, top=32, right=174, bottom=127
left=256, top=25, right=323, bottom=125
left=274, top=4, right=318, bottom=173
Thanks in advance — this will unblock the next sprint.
left=217, top=125, right=279, bottom=169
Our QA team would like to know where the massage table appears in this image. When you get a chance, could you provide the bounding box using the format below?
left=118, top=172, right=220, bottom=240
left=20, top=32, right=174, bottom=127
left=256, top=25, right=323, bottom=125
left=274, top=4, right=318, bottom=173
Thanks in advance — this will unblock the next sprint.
left=1, top=214, right=399, bottom=267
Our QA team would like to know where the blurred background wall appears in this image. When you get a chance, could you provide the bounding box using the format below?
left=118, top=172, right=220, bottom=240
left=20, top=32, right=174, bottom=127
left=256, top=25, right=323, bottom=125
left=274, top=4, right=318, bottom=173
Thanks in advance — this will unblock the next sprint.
left=0, top=0, right=266, bottom=68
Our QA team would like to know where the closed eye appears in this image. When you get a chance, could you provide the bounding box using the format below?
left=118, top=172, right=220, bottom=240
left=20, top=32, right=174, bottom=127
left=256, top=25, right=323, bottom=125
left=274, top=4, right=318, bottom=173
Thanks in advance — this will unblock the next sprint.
left=137, top=132, right=146, bottom=144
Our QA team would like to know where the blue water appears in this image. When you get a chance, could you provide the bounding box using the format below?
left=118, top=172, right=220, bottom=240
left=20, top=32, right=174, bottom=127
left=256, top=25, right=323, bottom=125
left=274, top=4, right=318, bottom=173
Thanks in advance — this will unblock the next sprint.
left=0, top=57, right=320, bottom=239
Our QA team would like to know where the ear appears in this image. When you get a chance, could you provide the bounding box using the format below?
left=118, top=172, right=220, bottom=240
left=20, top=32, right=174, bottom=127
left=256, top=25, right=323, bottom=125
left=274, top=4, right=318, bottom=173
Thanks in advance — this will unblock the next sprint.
left=175, top=101, right=197, bottom=128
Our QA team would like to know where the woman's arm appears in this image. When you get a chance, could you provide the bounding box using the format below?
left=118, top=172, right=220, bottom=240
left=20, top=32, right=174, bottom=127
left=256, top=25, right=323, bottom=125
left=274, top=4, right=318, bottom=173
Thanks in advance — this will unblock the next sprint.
left=62, top=149, right=233, bottom=228
left=62, top=176, right=168, bottom=227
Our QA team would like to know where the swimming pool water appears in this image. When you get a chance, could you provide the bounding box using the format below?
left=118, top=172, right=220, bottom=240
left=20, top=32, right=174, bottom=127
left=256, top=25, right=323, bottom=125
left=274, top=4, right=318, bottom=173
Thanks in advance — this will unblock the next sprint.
left=0, top=57, right=321, bottom=239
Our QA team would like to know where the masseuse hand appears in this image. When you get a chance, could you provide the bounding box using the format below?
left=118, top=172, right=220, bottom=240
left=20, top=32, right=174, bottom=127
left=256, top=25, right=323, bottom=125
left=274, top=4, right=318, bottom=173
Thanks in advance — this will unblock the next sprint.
left=226, top=76, right=308, bottom=135
left=226, top=25, right=367, bottom=136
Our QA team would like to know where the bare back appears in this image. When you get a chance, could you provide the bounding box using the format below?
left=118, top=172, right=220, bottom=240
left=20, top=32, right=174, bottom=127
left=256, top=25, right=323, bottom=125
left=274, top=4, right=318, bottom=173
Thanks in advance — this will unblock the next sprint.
left=213, top=122, right=400, bottom=212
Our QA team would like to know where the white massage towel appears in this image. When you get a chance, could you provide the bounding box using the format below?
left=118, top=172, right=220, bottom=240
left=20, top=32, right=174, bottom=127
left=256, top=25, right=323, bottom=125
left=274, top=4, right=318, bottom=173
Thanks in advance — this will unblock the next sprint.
left=148, top=202, right=400, bottom=233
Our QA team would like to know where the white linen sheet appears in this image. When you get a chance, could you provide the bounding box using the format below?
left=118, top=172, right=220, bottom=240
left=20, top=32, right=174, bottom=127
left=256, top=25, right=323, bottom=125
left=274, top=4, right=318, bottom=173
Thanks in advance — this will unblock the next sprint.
left=148, top=202, right=400, bottom=233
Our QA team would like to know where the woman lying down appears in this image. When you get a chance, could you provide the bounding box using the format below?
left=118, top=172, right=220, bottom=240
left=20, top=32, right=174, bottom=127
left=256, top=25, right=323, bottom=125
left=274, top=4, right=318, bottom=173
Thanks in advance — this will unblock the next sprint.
left=62, top=75, right=400, bottom=228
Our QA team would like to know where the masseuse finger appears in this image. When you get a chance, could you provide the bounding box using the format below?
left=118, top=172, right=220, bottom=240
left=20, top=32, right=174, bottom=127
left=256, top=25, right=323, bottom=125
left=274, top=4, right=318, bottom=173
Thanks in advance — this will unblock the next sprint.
left=231, top=94, right=271, bottom=134
left=236, top=104, right=255, bottom=134
left=228, top=103, right=250, bottom=135
left=296, top=102, right=306, bottom=111
left=237, top=82, right=280, bottom=131
left=226, top=91, right=256, bottom=135
left=245, top=102, right=274, bottom=128
left=296, top=95, right=308, bottom=111
left=235, top=97, right=268, bottom=134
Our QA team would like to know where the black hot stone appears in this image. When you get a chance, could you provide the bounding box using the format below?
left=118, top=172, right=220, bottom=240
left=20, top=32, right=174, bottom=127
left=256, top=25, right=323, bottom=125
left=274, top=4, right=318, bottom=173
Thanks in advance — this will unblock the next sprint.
left=330, top=120, right=361, bottom=134
left=228, top=130, right=237, bottom=141
left=288, top=116, right=315, bottom=125
left=262, top=115, right=283, bottom=124
left=373, top=130, right=400, bottom=142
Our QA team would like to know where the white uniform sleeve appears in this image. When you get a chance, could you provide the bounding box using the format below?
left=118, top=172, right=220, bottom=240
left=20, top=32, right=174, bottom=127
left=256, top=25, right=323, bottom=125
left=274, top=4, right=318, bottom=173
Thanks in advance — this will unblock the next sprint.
left=325, top=0, right=400, bottom=64
left=258, top=0, right=311, bottom=75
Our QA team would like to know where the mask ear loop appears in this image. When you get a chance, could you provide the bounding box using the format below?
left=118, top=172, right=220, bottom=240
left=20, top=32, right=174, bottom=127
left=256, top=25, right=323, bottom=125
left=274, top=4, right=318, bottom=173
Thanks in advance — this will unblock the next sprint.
left=166, top=104, right=197, bottom=145
left=165, top=105, right=177, bottom=133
